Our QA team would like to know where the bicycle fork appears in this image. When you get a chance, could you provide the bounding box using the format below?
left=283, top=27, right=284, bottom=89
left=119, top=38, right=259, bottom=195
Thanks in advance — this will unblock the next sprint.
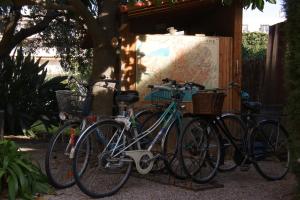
left=64, top=128, right=76, bottom=159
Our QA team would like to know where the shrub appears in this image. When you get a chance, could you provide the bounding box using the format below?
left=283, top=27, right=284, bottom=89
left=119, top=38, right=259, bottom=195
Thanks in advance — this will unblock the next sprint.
left=242, top=32, right=268, bottom=61
left=284, top=0, right=300, bottom=197
left=0, top=49, right=67, bottom=134
left=242, top=32, right=268, bottom=100
left=0, top=140, right=50, bottom=199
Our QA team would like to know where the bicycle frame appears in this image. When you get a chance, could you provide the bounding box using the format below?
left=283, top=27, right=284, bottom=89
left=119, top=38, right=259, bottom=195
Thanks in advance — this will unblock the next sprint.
left=106, top=100, right=182, bottom=158
left=214, top=116, right=251, bottom=164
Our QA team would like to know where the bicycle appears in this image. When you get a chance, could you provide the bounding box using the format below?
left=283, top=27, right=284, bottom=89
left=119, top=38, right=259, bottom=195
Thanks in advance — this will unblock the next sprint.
left=215, top=82, right=290, bottom=181
left=44, top=75, right=131, bottom=188
left=71, top=80, right=209, bottom=198
left=138, top=78, right=206, bottom=175
left=45, top=75, right=165, bottom=189
left=179, top=89, right=225, bottom=183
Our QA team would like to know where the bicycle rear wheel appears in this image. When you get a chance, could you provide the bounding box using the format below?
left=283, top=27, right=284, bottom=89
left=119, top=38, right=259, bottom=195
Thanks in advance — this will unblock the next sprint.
left=162, top=119, right=187, bottom=179
left=73, top=120, right=132, bottom=198
left=218, top=114, right=247, bottom=172
left=45, top=120, right=84, bottom=188
left=179, top=118, right=221, bottom=183
left=251, top=120, right=290, bottom=181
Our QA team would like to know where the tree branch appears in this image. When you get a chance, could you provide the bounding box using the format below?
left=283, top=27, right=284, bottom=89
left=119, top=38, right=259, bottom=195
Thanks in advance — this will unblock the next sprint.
left=0, top=10, right=59, bottom=58
left=68, top=0, right=104, bottom=44
left=0, top=7, right=21, bottom=52
left=8, top=0, right=75, bottom=11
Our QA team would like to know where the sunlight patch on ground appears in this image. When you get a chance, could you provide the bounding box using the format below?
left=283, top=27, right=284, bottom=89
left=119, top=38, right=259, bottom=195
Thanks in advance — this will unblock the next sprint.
left=19, top=147, right=38, bottom=152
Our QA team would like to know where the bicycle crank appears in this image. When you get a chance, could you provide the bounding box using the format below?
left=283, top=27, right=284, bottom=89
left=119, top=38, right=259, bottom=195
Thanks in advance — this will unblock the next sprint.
left=125, top=150, right=154, bottom=174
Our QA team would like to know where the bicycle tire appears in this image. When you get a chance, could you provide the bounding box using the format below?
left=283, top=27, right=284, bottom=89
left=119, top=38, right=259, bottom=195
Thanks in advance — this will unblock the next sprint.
left=179, top=118, right=221, bottom=183
left=218, top=114, right=247, bottom=172
left=137, top=110, right=169, bottom=172
left=251, top=120, right=290, bottom=181
left=73, top=119, right=132, bottom=198
left=162, top=118, right=187, bottom=179
left=45, top=120, right=82, bottom=188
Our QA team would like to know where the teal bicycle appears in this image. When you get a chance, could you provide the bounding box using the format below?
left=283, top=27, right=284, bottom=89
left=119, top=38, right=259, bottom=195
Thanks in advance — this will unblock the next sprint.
left=72, top=80, right=217, bottom=198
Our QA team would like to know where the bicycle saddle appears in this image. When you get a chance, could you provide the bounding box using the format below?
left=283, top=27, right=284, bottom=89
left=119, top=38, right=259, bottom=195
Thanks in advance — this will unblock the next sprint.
left=243, top=101, right=262, bottom=113
left=115, top=90, right=139, bottom=104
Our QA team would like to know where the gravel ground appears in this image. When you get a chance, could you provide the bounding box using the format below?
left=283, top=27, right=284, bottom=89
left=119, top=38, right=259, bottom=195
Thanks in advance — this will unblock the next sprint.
left=18, top=140, right=297, bottom=200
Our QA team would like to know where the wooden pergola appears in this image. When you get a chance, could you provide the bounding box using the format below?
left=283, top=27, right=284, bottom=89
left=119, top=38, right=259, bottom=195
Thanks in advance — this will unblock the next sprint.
left=119, top=0, right=243, bottom=112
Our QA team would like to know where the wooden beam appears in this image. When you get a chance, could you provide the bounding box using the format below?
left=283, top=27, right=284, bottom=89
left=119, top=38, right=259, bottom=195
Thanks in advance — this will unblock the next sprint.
left=127, top=0, right=217, bottom=18
left=231, top=0, right=242, bottom=112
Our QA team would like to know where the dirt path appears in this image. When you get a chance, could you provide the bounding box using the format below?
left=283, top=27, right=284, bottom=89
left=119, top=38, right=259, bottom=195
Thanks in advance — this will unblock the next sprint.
left=15, top=138, right=297, bottom=200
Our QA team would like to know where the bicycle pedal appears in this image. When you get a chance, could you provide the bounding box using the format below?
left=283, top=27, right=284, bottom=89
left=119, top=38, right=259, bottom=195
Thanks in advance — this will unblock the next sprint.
left=146, top=154, right=161, bottom=163
left=152, top=155, right=168, bottom=162
left=239, top=165, right=250, bottom=172
left=69, top=147, right=75, bottom=159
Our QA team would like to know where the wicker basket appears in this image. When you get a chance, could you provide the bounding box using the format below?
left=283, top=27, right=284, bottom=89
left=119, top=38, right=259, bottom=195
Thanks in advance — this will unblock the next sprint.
left=192, top=90, right=226, bottom=115
left=55, top=90, right=86, bottom=115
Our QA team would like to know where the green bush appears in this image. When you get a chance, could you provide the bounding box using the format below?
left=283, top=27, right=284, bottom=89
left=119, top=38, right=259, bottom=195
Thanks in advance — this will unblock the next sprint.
left=242, top=32, right=268, bottom=100
left=0, top=49, right=67, bottom=134
left=284, top=0, right=300, bottom=197
left=242, top=32, right=268, bottom=61
left=0, top=140, right=50, bottom=200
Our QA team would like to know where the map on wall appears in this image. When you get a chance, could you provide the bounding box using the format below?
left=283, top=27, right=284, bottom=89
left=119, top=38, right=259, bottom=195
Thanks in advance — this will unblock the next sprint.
left=136, top=34, right=219, bottom=101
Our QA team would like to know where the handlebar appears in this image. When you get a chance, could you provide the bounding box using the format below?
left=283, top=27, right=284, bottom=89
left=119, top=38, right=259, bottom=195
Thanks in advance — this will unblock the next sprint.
left=185, top=82, right=205, bottom=90
left=148, top=84, right=185, bottom=91
left=160, top=78, right=205, bottom=90
left=68, top=75, right=120, bottom=89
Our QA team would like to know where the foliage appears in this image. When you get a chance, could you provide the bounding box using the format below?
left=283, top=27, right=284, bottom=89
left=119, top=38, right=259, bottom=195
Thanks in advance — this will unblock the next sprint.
left=0, top=49, right=67, bottom=134
left=222, top=0, right=276, bottom=11
left=242, top=32, right=268, bottom=61
left=283, top=0, right=300, bottom=198
left=0, top=140, right=50, bottom=200
left=37, top=17, right=93, bottom=80
left=29, top=121, right=59, bottom=138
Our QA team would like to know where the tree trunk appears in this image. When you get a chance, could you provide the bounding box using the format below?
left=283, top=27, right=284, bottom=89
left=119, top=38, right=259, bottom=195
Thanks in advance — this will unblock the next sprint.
left=89, top=0, right=120, bottom=116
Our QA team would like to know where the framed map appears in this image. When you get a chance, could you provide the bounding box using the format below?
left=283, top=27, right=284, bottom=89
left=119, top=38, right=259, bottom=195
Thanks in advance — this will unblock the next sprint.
left=135, top=34, right=219, bottom=102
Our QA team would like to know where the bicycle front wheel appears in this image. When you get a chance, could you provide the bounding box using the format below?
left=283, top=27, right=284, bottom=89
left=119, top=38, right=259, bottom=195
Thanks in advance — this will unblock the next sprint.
left=179, top=118, right=221, bottom=183
left=162, top=119, right=187, bottom=179
left=45, top=120, right=83, bottom=188
left=218, top=114, right=247, bottom=172
left=73, top=120, right=132, bottom=198
left=251, top=120, right=290, bottom=181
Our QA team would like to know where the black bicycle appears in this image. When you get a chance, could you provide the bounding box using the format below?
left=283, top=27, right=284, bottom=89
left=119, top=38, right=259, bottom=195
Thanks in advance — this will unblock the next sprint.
left=217, top=83, right=290, bottom=181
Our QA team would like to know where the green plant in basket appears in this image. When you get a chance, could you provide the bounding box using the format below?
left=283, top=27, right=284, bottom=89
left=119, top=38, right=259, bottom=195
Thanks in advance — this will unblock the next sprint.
left=0, top=140, right=51, bottom=200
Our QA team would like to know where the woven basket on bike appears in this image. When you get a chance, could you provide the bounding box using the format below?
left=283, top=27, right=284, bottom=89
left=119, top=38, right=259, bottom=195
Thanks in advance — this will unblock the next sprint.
left=55, top=90, right=86, bottom=116
left=192, top=90, right=226, bottom=115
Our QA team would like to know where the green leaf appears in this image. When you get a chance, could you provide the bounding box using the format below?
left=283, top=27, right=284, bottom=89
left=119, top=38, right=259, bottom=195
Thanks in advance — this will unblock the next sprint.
left=0, top=169, right=5, bottom=179
left=10, top=163, right=27, bottom=192
left=32, top=182, right=50, bottom=194
left=7, top=169, right=19, bottom=200
left=15, top=160, right=35, bottom=173
left=267, top=0, right=276, bottom=4
left=3, top=156, right=9, bottom=169
left=8, top=176, right=16, bottom=200
left=257, top=0, right=265, bottom=11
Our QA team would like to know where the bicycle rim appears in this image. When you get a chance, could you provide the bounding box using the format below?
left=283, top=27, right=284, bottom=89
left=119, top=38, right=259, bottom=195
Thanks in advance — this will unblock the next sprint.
left=251, top=120, right=290, bottom=181
left=73, top=120, right=132, bottom=198
left=163, top=119, right=187, bottom=179
left=218, top=114, right=247, bottom=172
left=45, top=121, right=81, bottom=188
left=180, top=118, right=221, bottom=183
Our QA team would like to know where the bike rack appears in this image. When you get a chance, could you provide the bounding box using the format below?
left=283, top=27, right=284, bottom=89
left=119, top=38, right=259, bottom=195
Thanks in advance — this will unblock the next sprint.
left=132, top=170, right=223, bottom=191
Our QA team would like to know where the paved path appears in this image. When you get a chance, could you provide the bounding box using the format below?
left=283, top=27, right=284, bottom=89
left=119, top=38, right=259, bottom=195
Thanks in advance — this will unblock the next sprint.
left=19, top=140, right=297, bottom=200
